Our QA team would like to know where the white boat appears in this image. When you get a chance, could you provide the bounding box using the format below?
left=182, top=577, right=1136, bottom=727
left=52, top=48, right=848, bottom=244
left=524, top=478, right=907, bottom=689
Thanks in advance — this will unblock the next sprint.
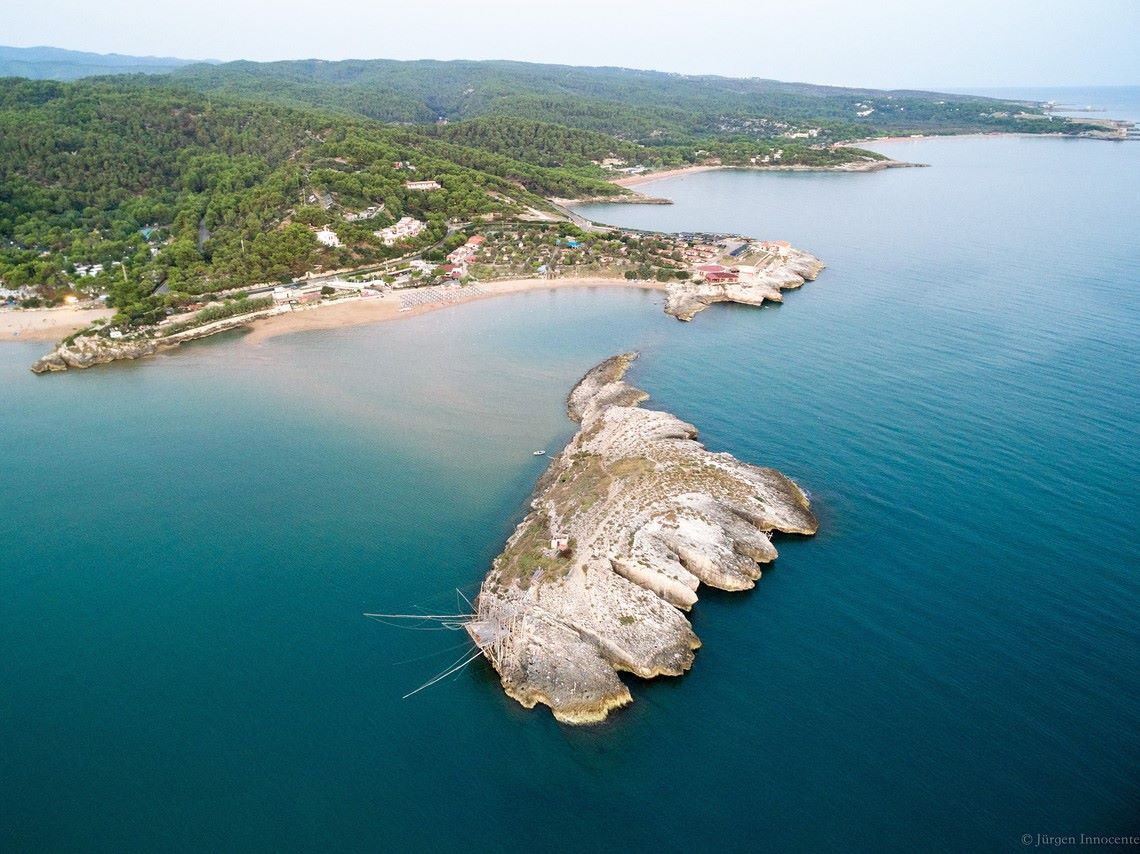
left=533, top=449, right=546, bottom=456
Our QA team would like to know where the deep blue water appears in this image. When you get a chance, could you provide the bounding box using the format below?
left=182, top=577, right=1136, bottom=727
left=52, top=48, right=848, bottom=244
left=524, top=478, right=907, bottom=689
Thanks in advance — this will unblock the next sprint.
left=3, top=99, right=1139, bottom=850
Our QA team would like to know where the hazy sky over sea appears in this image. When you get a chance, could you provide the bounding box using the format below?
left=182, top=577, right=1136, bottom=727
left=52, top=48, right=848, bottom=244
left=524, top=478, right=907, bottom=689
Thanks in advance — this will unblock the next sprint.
left=3, top=0, right=1137, bottom=88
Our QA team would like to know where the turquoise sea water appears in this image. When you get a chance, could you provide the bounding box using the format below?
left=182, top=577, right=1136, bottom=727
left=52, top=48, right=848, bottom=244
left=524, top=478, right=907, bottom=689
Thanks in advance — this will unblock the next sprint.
left=3, top=98, right=1139, bottom=850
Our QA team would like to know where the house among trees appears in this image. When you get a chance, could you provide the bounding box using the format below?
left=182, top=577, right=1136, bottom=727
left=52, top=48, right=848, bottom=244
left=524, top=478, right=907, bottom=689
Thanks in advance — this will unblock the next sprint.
left=447, top=234, right=485, bottom=265
left=405, top=180, right=442, bottom=191
left=315, top=228, right=341, bottom=247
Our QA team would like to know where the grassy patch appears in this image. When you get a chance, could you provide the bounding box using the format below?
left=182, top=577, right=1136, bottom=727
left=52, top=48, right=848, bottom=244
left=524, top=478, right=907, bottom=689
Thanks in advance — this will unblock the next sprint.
left=495, top=512, right=564, bottom=590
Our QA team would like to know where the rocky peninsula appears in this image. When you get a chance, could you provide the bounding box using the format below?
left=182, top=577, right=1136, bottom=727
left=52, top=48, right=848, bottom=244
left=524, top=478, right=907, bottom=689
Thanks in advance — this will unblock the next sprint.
left=664, top=247, right=825, bottom=321
left=30, top=302, right=281, bottom=373
left=467, top=353, right=818, bottom=723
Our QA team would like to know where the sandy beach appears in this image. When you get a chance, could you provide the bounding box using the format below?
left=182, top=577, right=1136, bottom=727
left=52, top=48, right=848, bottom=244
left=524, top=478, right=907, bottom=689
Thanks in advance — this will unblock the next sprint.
left=241, top=277, right=664, bottom=344
left=0, top=306, right=114, bottom=341
left=610, top=165, right=726, bottom=188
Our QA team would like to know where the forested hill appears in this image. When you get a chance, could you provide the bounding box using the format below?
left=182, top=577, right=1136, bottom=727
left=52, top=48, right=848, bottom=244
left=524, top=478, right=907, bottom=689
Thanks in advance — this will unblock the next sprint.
left=169, top=57, right=1091, bottom=143
left=0, top=45, right=199, bottom=80
left=0, top=59, right=1106, bottom=326
left=0, top=77, right=630, bottom=320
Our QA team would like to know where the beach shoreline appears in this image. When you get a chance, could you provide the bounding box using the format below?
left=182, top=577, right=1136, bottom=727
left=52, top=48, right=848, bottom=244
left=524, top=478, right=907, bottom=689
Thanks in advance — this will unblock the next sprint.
left=2, top=279, right=665, bottom=355
left=0, top=306, right=114, bottom=341
left=586, top=158, right=924, bottom=196
left=241, top=277, right=663, bottom=344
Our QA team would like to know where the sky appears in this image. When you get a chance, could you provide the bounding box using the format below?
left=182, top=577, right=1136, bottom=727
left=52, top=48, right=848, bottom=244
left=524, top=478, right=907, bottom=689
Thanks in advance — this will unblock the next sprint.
left=2, top=0, right=1138, bottom=89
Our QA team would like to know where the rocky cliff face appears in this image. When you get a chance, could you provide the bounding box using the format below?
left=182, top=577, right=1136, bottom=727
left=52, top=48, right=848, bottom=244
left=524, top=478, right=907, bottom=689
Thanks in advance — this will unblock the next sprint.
left=31, top=335, right=163, bottom=373
left=469, top=353, right=817, bottom=723
left=665, top=248, right=825, bottom=321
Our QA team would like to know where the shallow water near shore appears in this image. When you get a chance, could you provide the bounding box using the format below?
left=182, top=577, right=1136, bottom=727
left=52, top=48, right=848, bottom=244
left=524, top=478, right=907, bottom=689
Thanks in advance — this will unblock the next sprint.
left=3, top=104, right=1140, bottom=849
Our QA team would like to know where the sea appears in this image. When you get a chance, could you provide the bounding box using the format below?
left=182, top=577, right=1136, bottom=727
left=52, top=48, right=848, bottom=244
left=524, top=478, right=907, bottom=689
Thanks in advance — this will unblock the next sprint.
left=2, top=88, right=1138, bottom=852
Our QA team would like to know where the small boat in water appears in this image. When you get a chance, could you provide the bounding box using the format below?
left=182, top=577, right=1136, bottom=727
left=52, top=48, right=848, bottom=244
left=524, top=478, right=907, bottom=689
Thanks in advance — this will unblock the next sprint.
left=533, top=449, right=546, bottom=456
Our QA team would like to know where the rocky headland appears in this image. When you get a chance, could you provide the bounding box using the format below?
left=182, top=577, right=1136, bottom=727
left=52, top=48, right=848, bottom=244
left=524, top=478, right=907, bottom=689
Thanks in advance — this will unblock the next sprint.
left=31, top=334, right=164, bottom=372
left=467, top=353, right=818, bottom=723
left=665, top=247, right=825, bottom=321
left=30, top=304, right=281, bottom=373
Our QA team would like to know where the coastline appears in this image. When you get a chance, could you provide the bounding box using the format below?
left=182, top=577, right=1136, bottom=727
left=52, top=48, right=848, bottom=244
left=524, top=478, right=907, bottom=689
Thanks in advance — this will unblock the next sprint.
left=846, top=130, right=1116, bottom=145
left=607, top=158, right=923, bottom=190
left=241, top=277, right=663, bottom=345
left=20, top=210, right=822, bottom=372
left=3, top=279, right=662, bottom=355
left=1, top=306, right=114, bottom=341
left=24, top=232, right=825, bottom=372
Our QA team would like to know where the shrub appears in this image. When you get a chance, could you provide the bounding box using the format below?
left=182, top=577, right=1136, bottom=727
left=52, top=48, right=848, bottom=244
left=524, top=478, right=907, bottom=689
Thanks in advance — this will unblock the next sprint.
left=162, top=296, right=273, bottom=336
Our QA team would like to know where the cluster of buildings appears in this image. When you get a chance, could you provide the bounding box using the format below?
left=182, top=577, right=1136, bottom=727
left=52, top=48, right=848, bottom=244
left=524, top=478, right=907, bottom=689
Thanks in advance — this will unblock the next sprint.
left=441, top=234, right=485, bottom=279
left=695, top=241, right=793, bottom=284
left=375, top=217, right=426, bottom=246
left=748, top=150, right=784, bottom=164
left=680, top=243, right=720, bottom=263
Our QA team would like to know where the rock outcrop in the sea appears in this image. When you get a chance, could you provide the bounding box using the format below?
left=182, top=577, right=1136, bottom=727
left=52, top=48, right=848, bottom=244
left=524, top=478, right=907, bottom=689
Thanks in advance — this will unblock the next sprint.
left=31, top=304, right=281, bottom=373
left=468, top=353, right=817, bottom=723
left=31, top=335, right=163, bottom=373
left=664, top=248, right=825, bottom=321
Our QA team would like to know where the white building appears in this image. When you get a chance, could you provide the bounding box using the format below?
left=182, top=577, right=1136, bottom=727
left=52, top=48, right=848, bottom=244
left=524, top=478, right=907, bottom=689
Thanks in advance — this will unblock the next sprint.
left=315, top=228, right=342, bottom=248
left=404, top=180, right=441, bottom=191
left=375, top=217, right=426, bottom=246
